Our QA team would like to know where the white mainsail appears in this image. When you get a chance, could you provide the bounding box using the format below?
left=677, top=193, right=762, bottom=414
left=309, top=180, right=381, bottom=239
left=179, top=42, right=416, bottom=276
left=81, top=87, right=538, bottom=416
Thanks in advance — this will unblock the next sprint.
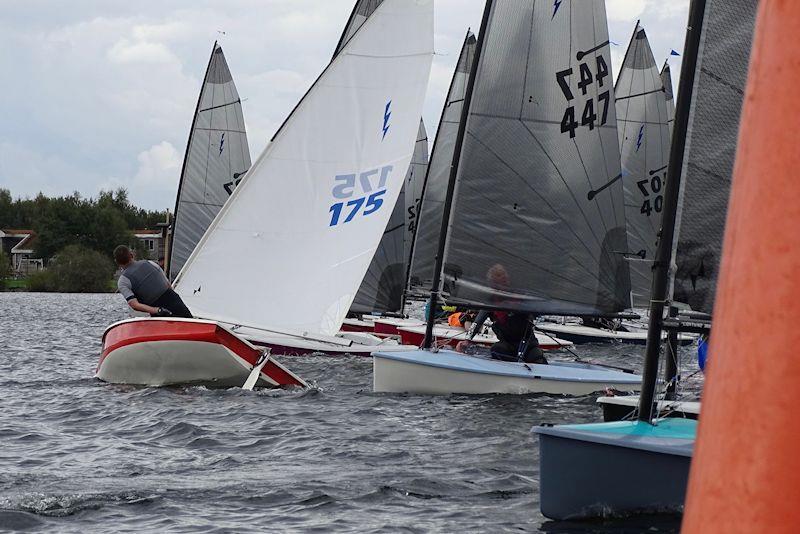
left=615, top=23, right=671, bottom=309
left=175, top=0, right=434, bottom=336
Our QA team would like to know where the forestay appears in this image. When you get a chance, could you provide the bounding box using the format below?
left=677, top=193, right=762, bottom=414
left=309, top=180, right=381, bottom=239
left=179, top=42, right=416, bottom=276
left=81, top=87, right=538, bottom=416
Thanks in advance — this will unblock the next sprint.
left=351, top=120, right=428, bottom=314
left=174, top=0, right=433, bottom=336
left=672, top=0, right=758, bottom=314
left=169, top=43, right=251, bottom=281
left=615, top=24, right=671, bottom=309
left=407, top=32, right=477, bottom=296
left=440, top=0, right=630, bottom=315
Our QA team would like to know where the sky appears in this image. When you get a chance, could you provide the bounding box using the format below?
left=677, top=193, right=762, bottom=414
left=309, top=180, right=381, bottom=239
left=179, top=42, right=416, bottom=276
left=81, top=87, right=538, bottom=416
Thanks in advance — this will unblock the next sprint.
left=0, top=0, right=689, bottom=211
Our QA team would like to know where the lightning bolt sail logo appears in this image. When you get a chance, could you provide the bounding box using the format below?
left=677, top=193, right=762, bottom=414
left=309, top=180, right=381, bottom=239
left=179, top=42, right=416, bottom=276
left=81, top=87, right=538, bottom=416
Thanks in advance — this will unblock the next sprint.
left=552, top=0, right=563, bottom=19
left=636, top=124, right=645, bottom=152
left=219, top=133, right=225, bottom=156
left=382, top=100, right=392, bottom=140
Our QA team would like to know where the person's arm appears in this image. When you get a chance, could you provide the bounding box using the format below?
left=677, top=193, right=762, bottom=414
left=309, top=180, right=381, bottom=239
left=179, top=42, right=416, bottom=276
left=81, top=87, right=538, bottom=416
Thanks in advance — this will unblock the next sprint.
left=128, top=298, right=160, bottom=315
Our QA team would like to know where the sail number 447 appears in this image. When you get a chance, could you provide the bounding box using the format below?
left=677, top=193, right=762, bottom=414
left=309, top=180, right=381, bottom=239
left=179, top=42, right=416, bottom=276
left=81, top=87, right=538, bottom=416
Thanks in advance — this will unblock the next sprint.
left=556, top=55, right=611, bottom=138
left=329, top=165, right=393, bottom=227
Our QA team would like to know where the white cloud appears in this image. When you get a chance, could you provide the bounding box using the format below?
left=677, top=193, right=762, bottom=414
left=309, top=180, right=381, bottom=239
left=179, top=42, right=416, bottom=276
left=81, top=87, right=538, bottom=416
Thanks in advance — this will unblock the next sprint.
left=606, top=0, right=647, bottom=22
left=107, top=39, right=179, bottom=64
left=132, top=141, right=181, bottom=187
left=0, top=0, right=689, bottom=211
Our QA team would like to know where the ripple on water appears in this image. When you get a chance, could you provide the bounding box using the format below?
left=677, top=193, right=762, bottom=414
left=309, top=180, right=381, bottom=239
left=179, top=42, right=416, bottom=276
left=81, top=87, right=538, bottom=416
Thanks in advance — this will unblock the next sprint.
left=0, top=293, right=696, bottom=532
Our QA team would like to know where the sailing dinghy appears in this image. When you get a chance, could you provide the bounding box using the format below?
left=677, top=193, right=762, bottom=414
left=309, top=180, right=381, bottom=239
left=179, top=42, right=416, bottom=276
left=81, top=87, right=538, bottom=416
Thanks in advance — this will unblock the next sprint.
left=97, top=318, right=306, bottom=388
left=171, top=0, right=434, bottom=357
left=97, top=44, right=306, bottom=388
left=534, top=0, right=757, bottom=519
left=374, top=0, right=642, bottom=396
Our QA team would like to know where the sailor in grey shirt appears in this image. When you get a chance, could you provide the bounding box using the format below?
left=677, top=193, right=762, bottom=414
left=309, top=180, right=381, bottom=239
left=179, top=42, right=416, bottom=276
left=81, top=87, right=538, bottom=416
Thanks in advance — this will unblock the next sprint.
left=114, top=245, right=193, bottom=318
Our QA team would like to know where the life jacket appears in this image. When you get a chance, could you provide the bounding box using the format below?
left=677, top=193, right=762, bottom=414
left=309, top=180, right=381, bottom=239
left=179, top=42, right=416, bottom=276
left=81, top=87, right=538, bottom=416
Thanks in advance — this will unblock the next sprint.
left=448, top=312, right=463, bottom=327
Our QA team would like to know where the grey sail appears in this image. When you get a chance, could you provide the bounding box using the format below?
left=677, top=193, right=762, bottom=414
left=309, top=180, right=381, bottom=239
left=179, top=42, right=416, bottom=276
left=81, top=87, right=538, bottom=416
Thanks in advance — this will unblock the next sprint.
left=169, top=43, right=251, bottom=280
left=615, top=24, right=671, bottom=309
left=334, top=0, right=385, bottom=57
left=439, top=0, right=630, bottom=315
left=403, top=120, right=429, bottom=272
left=407, top=32, right=477, bottom=296
left=350, top=121, right=428, bottom=314
left=672, top=0, right=759, bottom=314
left=661, top=61, right=675, bottom=137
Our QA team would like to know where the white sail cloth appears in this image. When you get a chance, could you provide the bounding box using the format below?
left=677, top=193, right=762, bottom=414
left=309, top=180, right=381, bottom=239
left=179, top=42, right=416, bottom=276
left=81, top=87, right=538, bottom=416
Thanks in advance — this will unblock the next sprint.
left=615, top=24, right=671, bottom=309
left=175, top=0, right=434, bottom=336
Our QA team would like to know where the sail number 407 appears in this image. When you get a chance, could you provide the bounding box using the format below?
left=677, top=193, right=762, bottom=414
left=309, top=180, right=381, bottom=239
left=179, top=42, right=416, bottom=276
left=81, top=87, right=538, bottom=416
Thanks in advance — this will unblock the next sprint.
left=556, top=55, right=611, bottom=138
left=329, top=165, right=393, bottom=227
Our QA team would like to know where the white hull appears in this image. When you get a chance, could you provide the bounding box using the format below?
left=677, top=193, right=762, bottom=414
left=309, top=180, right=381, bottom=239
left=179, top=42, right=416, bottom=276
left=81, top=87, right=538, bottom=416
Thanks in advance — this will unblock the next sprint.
left=373, top=350, right=641, bottom=396
left=97, top=318, right=306, bottom=388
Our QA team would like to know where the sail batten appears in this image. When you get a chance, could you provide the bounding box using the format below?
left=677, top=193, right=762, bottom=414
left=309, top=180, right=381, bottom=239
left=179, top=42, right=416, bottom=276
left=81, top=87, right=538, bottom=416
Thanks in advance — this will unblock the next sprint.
left=175, top=0, right=433, bottom=336
left=169, top=43, right=251, bottom=281
left=434, top=0, right=629, bottom=316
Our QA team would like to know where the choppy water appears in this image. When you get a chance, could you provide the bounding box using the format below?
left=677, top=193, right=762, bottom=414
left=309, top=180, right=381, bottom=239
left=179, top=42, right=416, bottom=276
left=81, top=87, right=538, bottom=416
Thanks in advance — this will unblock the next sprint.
left=0, top=293, right=702, bottom=533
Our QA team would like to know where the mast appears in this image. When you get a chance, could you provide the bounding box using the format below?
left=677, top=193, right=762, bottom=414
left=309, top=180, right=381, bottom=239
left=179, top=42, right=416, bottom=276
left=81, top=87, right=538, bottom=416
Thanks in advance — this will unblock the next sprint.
left=423, top=1, right=493, bottom=349
left=637, top=0, right=706, bottom=423
left=167, top=41, right=217, bottom=279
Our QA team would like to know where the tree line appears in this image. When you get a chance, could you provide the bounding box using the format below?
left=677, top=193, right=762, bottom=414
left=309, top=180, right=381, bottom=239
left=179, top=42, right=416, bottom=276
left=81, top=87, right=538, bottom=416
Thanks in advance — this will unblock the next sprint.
left=0, top=188, right=168, bottom=292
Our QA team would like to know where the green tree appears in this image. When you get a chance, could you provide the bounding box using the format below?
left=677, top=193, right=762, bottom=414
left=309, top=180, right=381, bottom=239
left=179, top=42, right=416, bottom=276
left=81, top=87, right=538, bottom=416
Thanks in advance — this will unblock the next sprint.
left=36, top=244, right=115, bottom=293
left=0, top=249, right=10, bottom=290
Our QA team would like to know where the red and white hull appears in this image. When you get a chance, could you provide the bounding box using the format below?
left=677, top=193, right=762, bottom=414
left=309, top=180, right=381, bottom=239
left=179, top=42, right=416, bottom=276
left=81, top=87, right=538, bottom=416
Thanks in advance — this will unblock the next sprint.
left=97, top=318, right=307, bottom=388
left=340, top=317, right=377, bottom=333
left=397, top=324, right=575, bottom=351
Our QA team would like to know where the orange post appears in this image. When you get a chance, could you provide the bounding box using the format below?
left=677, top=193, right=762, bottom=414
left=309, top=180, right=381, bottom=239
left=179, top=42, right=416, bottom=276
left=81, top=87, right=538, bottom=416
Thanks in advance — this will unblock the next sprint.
left=683, top=1, right=800, bottom=532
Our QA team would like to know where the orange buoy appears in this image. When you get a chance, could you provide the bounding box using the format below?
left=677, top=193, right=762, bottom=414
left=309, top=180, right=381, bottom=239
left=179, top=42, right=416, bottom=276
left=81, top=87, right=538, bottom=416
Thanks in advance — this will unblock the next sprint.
left=682, top=2, right=800, bottom=532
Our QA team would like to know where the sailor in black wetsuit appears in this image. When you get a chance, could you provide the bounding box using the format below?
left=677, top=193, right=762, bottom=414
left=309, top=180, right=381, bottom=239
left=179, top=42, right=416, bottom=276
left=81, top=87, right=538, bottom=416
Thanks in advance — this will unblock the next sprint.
left=114, top=245, right=193, bottom=318
left=458, top=310, right=547, bottom=364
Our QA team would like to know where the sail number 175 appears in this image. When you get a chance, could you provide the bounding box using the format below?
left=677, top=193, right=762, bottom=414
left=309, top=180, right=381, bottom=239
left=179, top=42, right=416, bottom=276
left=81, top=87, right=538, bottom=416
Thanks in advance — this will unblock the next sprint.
left=329, top=165, right=393, bottom=227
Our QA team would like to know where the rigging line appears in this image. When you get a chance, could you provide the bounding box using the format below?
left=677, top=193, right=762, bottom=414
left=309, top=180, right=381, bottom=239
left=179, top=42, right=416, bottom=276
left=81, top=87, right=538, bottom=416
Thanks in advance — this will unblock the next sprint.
left=455, top=179, right=606, bottom=284
left=201, top=73, right=217, bottom=201
left=519, top=120, right=605, bottom=253
left=587, top=9, right=621, bottom=232
left=517, top=2, right=536, bottom=120
left=614, top=87, right=665, bottom=101
left=198, top=99, right=241, bottom=113
left=195, top=128, right=247, bottom=134
left=451, top=230, right=602, bottom=295
left=570, top=127, right=612, bottom=239
left=649, top=164, right=668, bottom=175
left=465, top=130, right=602, bottom=265
left=617, top=119, right=669, bottom=126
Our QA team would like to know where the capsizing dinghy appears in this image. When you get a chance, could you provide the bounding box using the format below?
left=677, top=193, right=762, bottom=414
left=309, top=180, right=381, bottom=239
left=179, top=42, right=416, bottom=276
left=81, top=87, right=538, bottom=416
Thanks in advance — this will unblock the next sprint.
left=97, top=318, right=307, bottom=388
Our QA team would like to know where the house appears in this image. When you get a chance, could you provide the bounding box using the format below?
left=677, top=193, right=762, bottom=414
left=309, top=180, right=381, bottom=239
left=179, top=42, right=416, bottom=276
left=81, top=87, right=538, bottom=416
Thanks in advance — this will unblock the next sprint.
left=134, top=229, right=166, bottom=263
left=0, top=229, right=43, bottom=276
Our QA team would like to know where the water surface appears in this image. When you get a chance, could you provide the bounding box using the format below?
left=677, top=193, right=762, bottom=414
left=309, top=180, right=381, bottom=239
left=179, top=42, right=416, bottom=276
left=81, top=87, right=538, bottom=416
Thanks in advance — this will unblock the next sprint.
left=0, top=293, right=701, bottom=532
